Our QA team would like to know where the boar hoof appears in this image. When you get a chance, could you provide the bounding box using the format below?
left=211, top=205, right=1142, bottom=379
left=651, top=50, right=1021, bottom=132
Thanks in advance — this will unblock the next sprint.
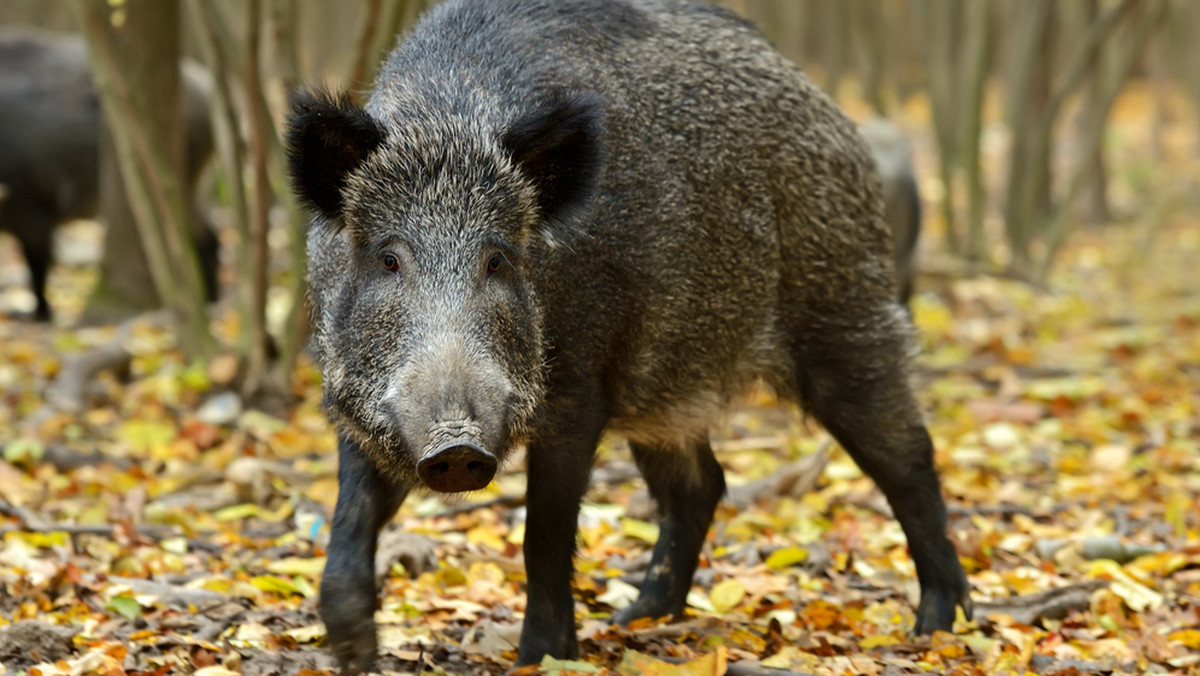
left=320, top=578, right=379, bottom=674
left=913, top=573, right=972, bottom=635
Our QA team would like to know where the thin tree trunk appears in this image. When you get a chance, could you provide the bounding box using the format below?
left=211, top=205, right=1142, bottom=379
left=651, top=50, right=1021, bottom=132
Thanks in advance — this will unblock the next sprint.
left=1146, top=22, right=1169, bottom=163
left=242, top=0, right=274, bottom=401
left=346, top=0, right=387, bottom=97
left=1005, top=0, right=1138, bottom=278
left=88, top=118, right=159, bottom=320
left=270, top=0, right=314, bottom=397
left=1002, top=2, right=1054, bottom=278
left=919, top=0, right=962, bottom=256
left=960, top=0, right=990, bottom=263
left=1037, top=0, right=1168, bottom=279
left=853, top=0, right=888, bottom=115
left=1193, top=3, right=1200, bottom=157
left=1078, top=85, right=1114, bottom=225
left=822, top=0, right=846, bottom=97
left=188, top=0, right=251, bottom=317
left=892, top=0, right=921, bottom=104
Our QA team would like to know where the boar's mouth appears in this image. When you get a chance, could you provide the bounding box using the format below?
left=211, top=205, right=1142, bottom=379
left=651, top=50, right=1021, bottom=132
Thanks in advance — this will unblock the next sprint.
left=416, top=419, right=498, bottom=492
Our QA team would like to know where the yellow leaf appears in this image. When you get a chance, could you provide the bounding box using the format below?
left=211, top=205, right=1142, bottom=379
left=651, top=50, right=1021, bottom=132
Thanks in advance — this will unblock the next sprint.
left=8, top=531, right=69, bottom=548
left=620, top=518, right=660, bottom=544
left=1110, top=574, right=1163, bottom=612
left=284, top=624, right=326, bottom=643
left=1169, top=629, right=1200, bottom=649
left=261, top=501, right=295, bottom=523
left=250, top=575, right=302, bottom=596
left=268, top=557, right=326, bottom=577
left=616, top=647, right=726, bottom=676
left=860, top=633, right=901, bottom=649
left=2, top=439, right=44, bottom=465
left=467, top=524, right=508, bottom=551
left=467, top=561, right=506, bottom=585
left=541, top=656, right=600, bottom=674
left=709, top=579, right=746, bottom=614
left=1087, top=560, right=1163, bottom=612
left=214, top=503, right=260, bottom=521
left=508, top=521, right=526, bottom=546
left=765, top=546, right=808, bottom=570
left=116, top=420, right=177, bottom=452
left=761, top=646, right=821, bottom=670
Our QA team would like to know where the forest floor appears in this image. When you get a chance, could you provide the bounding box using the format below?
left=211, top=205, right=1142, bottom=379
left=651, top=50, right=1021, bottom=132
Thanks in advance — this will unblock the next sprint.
left=1, top=91, right=1199, bottom=675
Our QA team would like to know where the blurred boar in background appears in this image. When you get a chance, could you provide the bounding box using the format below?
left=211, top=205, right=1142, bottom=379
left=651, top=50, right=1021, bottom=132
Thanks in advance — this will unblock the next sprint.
left=0, top=29, right=218, bottom=320
left=860, top=118, right=922, bottom=305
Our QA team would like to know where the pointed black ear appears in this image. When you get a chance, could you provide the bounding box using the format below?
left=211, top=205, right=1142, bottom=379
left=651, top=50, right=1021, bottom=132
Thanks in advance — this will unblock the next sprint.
left=286, top=88, right=386, bottom=221
left=501, top=91, right=604, bottom=225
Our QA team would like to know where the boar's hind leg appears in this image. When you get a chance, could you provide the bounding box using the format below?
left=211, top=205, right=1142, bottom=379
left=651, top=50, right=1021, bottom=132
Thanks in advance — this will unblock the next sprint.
left=792, top=321, right=971, bottom=634
left=321, top=435, right=411, bottom=675
left=517, top=398, right=607, bottom=666
left=612, top=439, right=725, bottom=625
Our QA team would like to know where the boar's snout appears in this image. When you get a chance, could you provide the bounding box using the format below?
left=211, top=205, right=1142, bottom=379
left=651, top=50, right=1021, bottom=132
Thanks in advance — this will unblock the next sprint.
left=418, top=439, right=497, bottom=492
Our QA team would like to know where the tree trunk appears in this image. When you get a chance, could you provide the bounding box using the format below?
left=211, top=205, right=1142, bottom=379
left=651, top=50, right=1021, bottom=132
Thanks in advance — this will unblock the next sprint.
left=1037, top=0, right=1168, bottom=279
left=960, top=0, right=991, bottom=263
left=74, top=0, right=213, bottom=354
left=919, top=0, right=963, bottom=256
left=821, top=0, right=847, bottom=97
left=1002, top=1, right=1054, bottom=278
left=83, top=0, right=189, bottom=324
left=1070, top=0, right=1113, bottom=225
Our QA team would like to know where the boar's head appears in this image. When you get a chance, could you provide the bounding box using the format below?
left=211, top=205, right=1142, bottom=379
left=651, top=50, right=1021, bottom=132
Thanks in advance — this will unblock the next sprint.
left=286, top=88, right=603, bottom=492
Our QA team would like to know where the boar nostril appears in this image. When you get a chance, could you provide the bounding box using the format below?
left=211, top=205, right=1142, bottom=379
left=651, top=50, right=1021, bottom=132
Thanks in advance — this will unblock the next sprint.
left=417, top=441, right=497, bottom=493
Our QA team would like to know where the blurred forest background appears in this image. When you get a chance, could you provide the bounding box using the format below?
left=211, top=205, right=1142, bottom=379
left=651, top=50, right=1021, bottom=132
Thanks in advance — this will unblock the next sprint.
left=0, top=1, right=1198, bottom=675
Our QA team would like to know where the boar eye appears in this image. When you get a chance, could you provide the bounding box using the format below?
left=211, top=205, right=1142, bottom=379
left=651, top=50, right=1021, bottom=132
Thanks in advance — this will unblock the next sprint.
left=382, top=253, right=401, bottom=274
left=486, top=254, right=503, bottom=276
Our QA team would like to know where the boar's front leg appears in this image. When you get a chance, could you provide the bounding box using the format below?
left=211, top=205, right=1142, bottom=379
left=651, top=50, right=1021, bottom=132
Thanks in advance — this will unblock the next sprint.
left=321, top=434, right=411, bottom=674
left=516, top=389, right=608, bottom=666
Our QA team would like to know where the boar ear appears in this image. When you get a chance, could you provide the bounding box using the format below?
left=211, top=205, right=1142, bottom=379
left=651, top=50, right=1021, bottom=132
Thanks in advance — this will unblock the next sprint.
left=286, top=88, right=386, bottom=221
left=501, top=91, right=604, bottom=225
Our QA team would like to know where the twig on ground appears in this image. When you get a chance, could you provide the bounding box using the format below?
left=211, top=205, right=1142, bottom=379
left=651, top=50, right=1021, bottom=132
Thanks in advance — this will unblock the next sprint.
left=41, top=445, right=134, bottom=472
left=726, top=439, right=833, bottom=510
left=0, top=498, right=50, bottom=529
left=0, top=520, right=180, bottom=540
left=972, top=579, right=1108, bottom=626
left=105, top=575, right=229, bottom=608
left=43, top=311, right=170, bottom=415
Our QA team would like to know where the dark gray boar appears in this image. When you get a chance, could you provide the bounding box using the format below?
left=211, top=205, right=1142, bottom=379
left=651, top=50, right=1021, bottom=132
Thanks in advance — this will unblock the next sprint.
left=0, top=29, right=218, bottom=321
left=860, top=118, right=922, bottom=305
left=287, top=0, right=971, bottom=671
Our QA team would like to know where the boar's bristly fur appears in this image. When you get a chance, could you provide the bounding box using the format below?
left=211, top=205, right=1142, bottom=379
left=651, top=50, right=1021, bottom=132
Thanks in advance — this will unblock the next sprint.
left=288, top=0, right=972, bottom=672
left=0, top=29, right=220, bottom=320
